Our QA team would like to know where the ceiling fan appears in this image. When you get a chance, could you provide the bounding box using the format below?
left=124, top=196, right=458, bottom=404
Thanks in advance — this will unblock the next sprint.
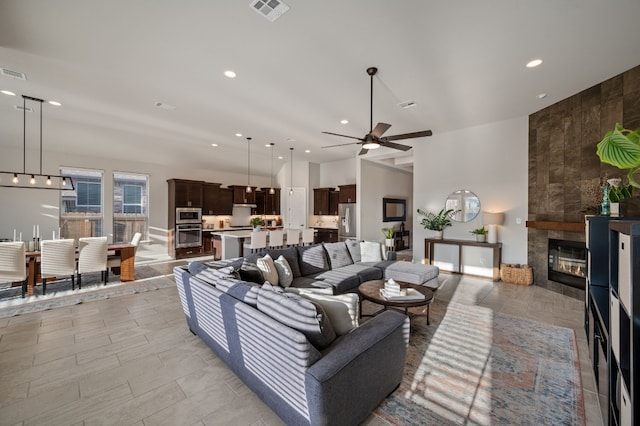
left=322, top=67, right=432, bottom=155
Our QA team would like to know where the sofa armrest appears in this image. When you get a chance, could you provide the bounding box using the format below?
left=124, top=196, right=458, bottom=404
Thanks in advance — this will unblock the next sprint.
left=304, top=310, right=409, bottom=426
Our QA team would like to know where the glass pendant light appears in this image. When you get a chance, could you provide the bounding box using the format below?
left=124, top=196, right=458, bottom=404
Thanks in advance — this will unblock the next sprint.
left=246, top=137, right=252, bottom=193
left=269, top=143, right=275, bottom=194
left=289, top=147, right=294, bottom=195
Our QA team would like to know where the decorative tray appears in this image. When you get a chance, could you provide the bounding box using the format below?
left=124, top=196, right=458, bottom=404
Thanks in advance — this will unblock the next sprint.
left=380, top=288, right=425, bottom=301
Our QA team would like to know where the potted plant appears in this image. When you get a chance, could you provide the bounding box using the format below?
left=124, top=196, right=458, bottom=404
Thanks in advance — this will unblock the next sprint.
left=381, top=228, right=395, bottom=249
left=249, top=216, right=264, bottom=231
left=417, top=208, right=457, bottom=239
left=597, top=124, right=640, bottom=188
left=607, top=177, right=634, bottom=216
left=470, top=226, right=488, bottom=242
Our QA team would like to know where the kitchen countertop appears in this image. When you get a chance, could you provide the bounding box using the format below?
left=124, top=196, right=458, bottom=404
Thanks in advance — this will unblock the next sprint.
left=313, top=226, right=339, bottom=230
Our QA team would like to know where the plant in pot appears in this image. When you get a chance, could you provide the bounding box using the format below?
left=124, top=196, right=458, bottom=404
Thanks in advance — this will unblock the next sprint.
left=607, top=177, right=634, bottom=216
left=470, top=226, right=488, bottom=242
left=381, top=228, right=395, bottom=249
left=417, top=208, right=457, bottom=239
left=249, top=216, right=264, bottom=230
left=597, top=124, right=640, bottom=188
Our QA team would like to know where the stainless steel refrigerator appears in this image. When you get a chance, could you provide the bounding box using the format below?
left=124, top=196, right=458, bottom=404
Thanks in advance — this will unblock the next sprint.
left=338, top=203, right=356, bottom=241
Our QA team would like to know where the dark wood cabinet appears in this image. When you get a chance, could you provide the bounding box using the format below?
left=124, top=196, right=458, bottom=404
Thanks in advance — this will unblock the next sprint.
left=202, top=183, right=222, bottom=215
left=258, top=188, right=281, bottom=215
left=203, top=232, right=214, bottom=255
left=329, top=190, right=339, bottom=215
left=314, top=228, right=338, bottom=243
left=215, top=187, right=233, bottom=215
left=171, top=179, right=203, bottom=208
left=229, top=185, right=257, bottom=204
left=314, top=188, right=337, bottom=215
left=338, top=184, right=356, bottom=203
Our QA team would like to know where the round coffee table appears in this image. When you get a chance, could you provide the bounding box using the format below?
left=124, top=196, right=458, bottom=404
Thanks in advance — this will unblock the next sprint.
left=358, top=279, right=434, bottom=325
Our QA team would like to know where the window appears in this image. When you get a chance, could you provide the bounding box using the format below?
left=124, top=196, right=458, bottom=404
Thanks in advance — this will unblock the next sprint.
left=113, top=172, right=148, bottom=243
left=60, top=168, right=103, bottom=239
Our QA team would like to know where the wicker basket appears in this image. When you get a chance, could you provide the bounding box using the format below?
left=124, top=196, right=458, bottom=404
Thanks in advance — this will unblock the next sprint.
left=500, top=263, right=533, bottom=285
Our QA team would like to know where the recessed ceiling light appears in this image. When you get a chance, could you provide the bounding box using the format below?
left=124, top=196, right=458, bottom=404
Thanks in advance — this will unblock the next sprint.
left=1, top=90, right=16, bottom=96
left=235, top=133, right=243, bottom=137
left=340, top=119, right=349, bottom=124
left=286, top=138, right=296, bottom=142
left=399, top=100, right=416, bottom=109
left=526, top=59, right=543, bottom=68
left=224, top=70, right=237, bottom=78
left=536, top=93, right=548, bottom=99
left=305, top=150, right=310, bottom=153
left=211, top=143, right=218, bottom=147
left=48, top=100, right=62, bottom=106
left=278, top=156, right=283, bottom=160
left=265, top=144, right=271, bottom=147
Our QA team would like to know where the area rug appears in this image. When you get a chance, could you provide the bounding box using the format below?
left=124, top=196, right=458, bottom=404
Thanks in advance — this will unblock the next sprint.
left=373, top=302, right=585, bottom=425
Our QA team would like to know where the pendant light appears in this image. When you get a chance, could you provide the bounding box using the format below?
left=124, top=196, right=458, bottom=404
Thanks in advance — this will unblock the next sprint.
left=269, top=143, right=275, bottom=195
left=289, top=147, right=294, bottom=195
left=246, top=137, right=252, bottom=193
left=0, top=95, right=74, bottom=190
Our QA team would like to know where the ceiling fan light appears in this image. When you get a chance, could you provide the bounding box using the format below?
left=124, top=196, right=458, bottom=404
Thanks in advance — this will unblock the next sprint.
left=362, top=142, right=380, bottom=150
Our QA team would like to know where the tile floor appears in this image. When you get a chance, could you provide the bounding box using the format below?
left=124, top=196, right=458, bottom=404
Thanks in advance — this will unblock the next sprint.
left=0, top=270, right=603, bottom=425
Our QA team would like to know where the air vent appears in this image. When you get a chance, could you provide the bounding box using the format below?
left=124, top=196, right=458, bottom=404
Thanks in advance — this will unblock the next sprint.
left=14, top=105, right=33, bottom=113
left=154, top=102, right=176, bottom=110
left=399, top=100, right=416, bottom=109
left=1, top=68, right=27, bottom=80
left=249, top=0, right=290, bottom=22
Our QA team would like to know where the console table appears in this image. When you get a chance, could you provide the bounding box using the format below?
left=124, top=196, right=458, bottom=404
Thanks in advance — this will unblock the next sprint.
left=393, top=230, right=410, bottom=250
left=424, top=238, right=502, bottom=281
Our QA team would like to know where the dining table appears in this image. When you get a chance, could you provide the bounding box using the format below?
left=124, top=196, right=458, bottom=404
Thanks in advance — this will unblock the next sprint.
left=23, top=242, right=136, bottom=296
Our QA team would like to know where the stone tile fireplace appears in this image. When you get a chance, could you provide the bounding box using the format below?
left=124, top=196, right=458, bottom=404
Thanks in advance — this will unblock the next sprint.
left=548, top=238, right=586, bottom=289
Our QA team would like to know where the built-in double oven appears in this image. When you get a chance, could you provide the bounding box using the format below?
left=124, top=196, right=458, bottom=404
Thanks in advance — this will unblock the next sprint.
left=175, top=208, right=202, bottom=249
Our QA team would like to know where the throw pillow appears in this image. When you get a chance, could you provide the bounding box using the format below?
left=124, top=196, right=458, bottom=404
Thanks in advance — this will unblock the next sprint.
left=360, top=241, right=383, bottom=262
left=238, top=260, right=265, bottom=284
left=262, top=247, right=302, bottom=278
left=323, top=242, right=354, bottom=269
left=345, top=239, right=362, bottom=263
left=295, top=291, right=359, bottom=335
left=297, top=244, right=330, bottom=276
left=274, top=255, right=293, bottom=287
left=257, top=282, right=336, bottom=350
left=256, top=254, right=279, bottom=286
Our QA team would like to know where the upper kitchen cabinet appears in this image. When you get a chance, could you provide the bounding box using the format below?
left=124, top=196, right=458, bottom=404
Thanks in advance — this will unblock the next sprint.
left=313, top=188, right=333, bottom=215
left=329, top=190, right=339, bottom=215
left=215, top=187, right=233, bottom=215
left=229, top=185, right=257, bottom=204
left=258, top=188, right=281, bottom=215
left=338, top=184, right=356, bottom=203
left=169, top=179, right=204, bottom=208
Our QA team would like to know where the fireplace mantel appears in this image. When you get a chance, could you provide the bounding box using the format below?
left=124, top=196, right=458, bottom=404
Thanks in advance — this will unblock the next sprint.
left=526, top=220, right=585, bottom=233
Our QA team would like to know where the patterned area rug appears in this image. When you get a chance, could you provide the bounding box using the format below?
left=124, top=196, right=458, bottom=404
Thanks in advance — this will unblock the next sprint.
left=373, top=302, right=585, bottom=425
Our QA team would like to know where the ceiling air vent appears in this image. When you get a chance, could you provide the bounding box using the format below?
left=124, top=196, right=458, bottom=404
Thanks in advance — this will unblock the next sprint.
left=249, top=0, right=290, bottom=22
left=1, top=68, right=27, bottom=80
left=399, top=100, right=416, bottom=109
left=14, top=105, right=33, bottom=113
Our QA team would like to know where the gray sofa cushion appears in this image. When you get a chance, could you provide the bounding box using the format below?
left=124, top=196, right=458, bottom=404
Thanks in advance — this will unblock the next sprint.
left=257, top=282, right=336, bottom=350
left=345, top=239, right=362, bottom=263
left=193, top=265, right=237, bottom=286
left=263, top=246, right=302, bottom=278
left=335, top=263, right=382, bottom=282
left=290, top=276, right=334, bottom=292
left=216, top=278, right=261, bottom=306
left=308, top=269, right=361, bottom=294
left=323, top=242, right=354, bottom=269
left=297, top=244, right=330, bottom=276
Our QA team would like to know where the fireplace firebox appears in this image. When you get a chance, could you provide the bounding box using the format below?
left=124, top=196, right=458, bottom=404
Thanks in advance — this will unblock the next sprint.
left=548, top=238, right=587, bottom=289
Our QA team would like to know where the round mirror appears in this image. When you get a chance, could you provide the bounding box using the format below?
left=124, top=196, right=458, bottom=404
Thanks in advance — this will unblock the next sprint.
left=445, top=190, right=480, bottom=222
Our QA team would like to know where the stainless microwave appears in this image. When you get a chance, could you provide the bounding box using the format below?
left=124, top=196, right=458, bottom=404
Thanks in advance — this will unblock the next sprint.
left=176, top=207, right=202, bottom=224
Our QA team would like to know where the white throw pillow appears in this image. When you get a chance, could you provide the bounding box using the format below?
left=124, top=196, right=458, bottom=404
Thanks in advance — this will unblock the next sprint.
left=274, top=255, right=293, bottom=287
left=360, top=241, right=383, bottom=262
left=296, top=291, right=359, bottom=335
left=256, top=254, right=279, bottom=286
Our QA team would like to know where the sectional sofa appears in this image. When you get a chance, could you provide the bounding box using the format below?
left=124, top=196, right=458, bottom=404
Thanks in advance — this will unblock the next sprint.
left=173, top=240, right=439, bottom=425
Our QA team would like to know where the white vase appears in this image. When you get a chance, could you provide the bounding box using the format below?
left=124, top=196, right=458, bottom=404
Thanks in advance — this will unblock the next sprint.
left=385, top=238, right=395, bottom=249
left=611, top=202, right=620, bottom=217
left=433, top=230, right=443, bottom=239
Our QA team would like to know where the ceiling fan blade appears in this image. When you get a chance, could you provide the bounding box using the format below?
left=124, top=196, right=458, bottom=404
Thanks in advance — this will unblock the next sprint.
left=322, top=141, right=362, bottom=149
left=381, top=141, right=412, bottom=151
left=381, top=130, right=433, bottom=141
left=370, top=122, right=391, bottom=138
left=322, top=131, right=365, bottom=141
left=358, top=147, right=369, bottom=155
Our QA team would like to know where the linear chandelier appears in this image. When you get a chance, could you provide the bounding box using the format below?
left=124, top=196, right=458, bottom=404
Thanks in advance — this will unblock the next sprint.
left=0, top=95, right=75, bottom=190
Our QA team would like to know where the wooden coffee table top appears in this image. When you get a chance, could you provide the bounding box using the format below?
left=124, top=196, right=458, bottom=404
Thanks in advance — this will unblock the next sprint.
left=358, top=279, right=434, bottom=308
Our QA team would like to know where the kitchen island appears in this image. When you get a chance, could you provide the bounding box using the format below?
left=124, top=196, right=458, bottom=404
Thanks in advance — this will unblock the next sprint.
left=207, top=227, right=284, bottom=259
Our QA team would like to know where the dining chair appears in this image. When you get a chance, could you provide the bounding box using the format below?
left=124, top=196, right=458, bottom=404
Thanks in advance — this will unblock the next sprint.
left=77, top=236, right=109, bottom=288
left=40, top=239, right=76, bottom=294
left=285, top=228, right=300, bottom=247
left=107, top=232, right=141, bottom=274
left=0, top=241, right=28, bottom=298
left=301, top=228, right=315, bottom=246
left=268, top=229, right=284, bottom=249
left=243, top=231, right=267, bottom=254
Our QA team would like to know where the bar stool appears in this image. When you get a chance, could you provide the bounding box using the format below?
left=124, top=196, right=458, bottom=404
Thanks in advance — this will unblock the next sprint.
left=301, top=229, right=315, bottom=246
left=243, top=231, right=267, bottom=254
left=285, top=229, right=300, bottom=247
left=268, top=230, right=284, bottom=249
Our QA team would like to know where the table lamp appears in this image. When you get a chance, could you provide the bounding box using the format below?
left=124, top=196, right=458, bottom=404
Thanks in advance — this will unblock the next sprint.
left=483, top=212, right=505, bottom=244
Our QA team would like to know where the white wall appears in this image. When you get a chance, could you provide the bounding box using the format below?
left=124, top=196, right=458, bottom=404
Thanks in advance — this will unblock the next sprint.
left=359, top=159, right=413, bottom=242
left=0, top=147, right=271, bottom=247
left=413, top=116, right=528, bottom=265
left=319, top=158, right=357, bottom=188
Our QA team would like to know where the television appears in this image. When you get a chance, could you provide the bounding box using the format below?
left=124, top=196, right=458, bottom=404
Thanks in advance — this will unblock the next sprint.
left=382, top=198, right=406, bottom=222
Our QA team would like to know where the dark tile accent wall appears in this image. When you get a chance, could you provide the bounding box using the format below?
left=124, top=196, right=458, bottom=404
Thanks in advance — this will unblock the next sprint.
left=528, top=65, right=640, bottom=299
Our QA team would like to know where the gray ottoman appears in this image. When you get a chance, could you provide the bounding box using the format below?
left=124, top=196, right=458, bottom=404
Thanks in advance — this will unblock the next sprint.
left=384, top=261, right=440, bottom=289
